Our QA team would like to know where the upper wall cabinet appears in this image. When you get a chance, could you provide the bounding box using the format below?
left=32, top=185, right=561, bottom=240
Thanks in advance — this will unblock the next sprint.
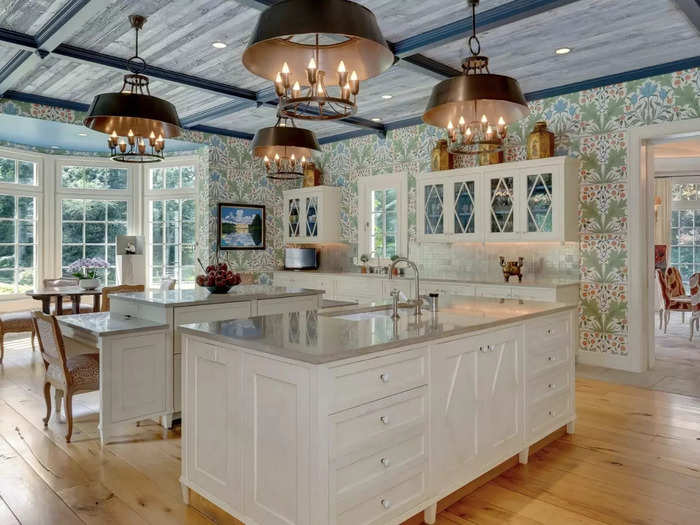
left=283, top=186, right=341, bottom=244
left=417, top=157, right=579, bottom=243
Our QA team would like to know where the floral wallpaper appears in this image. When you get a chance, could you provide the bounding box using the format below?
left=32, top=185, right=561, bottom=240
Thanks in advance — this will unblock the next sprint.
left=1, top=66, right=699, bottom=357
left=317, top=67, right=700, bottom=358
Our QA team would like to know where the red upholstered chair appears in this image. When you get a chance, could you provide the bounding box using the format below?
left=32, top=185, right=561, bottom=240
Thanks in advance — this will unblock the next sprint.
left=657, top=269, right=695, bottom=333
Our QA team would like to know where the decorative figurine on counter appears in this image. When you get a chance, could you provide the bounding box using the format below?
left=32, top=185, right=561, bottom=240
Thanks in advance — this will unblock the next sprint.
left=499, top=256, right=524, bottom=282
left=527, top=121, right=555, bottom=159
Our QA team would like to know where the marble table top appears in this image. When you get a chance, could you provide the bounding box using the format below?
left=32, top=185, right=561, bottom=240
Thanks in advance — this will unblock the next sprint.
left=179, top=295, right=576, bottom=365
left=26, top=286, right=102, bottom=297
left=58, top=312, right=168, bottom=336
left=109, top=285, right=324, bottom=307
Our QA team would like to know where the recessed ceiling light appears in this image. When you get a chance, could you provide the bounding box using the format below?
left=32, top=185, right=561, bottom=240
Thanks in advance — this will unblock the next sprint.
left=555, top=47, right=571, bottom=55
left=371, top=117, right=382, bottom=122
left=212, top=41, right=227, bottom=49
left=78, top=132, right=87, bottom=136
left=381, top=94, right=393, bottom=100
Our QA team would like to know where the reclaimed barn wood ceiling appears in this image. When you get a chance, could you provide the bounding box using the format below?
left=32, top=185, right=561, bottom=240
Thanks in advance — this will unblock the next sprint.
left=0, top=0, right=698, bottom=143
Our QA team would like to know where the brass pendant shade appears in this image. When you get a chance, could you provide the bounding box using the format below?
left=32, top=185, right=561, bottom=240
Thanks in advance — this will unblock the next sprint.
left=423, top=73, right=528, bottom=129
left=84, top=93, right=181, bottom=138
left=242, top=0, right=394, bottom=87
left=252, top=119, right=320, bottom=180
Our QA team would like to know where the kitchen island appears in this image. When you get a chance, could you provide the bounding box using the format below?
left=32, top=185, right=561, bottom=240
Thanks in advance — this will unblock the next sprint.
left=107, top=285, right=323, bottom=426
left=178, top=296, right=577, bottom=525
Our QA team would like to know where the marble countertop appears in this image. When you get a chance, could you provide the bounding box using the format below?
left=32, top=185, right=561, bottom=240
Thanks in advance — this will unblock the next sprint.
left=109, top=285, right=324, bottom=307
left=179, top=295, right=576, bottom=365
left=275, top=270, right=579, bottom=289
left=58, top=312, right=168, bottom=336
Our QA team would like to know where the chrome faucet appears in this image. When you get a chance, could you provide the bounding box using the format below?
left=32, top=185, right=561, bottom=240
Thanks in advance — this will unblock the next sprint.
left=389, top=257, right=422, bottom=316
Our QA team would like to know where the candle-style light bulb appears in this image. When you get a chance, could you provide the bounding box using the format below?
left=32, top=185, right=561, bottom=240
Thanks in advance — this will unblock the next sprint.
left=109, top=130, right=118, bottom=147
left=292, top=81, right=301, bottom=98
left=274, top=153, right=281, bottom=168
left=337, top=60, right=348, bottom=87
left=458, top=116, right=466, bottom=134
left=486, top=125, right=493, bottom=138
left=497, top=116, right=505, bottom=127
left=317, top=82, right=324, bottom=95
left=118, top=139, right=127, bottom=153
left=280, top=62, right=291, bottom=88
left=480, top=114, right=488, bottom=131
left=148, top=130, right=156, bottom=146
left=290, top=153, right=296, bottom=168
left=127, top=129, right=135, bottom=145
left=349, top=70, right=359, bottom=95
left=306, top=57, right=317, bottom=85
left=342, top=82, right=351, bottom=100
left=155, top=135, right=164, bottom=152
left=301, top=155, right=306, bottom=168
left=275, top=72, right=285, bottom=97
left=447, top=120, right=455, bottom=141
left=138, top=139, right=146, bottom=154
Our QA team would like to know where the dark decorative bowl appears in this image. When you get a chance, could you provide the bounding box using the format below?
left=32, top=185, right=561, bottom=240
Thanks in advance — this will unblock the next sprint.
left=204, top=284, right=233, bottom=294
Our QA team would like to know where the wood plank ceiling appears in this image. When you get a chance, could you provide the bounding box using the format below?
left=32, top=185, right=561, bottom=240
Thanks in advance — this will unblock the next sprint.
left=0, top=0, right=698, bottom=143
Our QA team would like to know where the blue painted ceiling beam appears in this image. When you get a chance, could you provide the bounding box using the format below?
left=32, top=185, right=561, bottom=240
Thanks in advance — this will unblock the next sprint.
left=3, top=90, right=90, bottom=112
left=391, top=0, right=585, bottom=57
left=0, top=28, right=37, bottom=51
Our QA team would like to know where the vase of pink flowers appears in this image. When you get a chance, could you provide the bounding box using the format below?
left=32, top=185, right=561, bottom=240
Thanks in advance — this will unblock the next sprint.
left=68, top=257, right=109, bottom=289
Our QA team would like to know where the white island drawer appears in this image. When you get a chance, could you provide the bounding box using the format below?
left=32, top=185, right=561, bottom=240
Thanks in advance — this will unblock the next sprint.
left=525, top=312, right=571, bottom=350
left=526, top=363, right=570, bottom=405
left=329, top=348, right=427, bottom=413
left=174, top=301, right=251, bottom=325
left=527, top=390, right=573, bottom=438
left=331, top=387, right=427, bottom=459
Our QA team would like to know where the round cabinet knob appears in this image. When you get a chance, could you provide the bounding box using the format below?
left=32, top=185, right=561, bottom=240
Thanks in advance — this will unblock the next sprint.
left=546, top=356, right=554, bottom=362
left=379, top=372, right=390, bottom=383
left=548, top=383, right=556, bottom=389
left=546, top=328, right=552, bottom=335
left=380, top=499, right=391, bottom=509
left=379, top=415, right=390, bottom=425
left=380, top=457, right=390, bottom=467
left=548, top=410, right=556, bottom=416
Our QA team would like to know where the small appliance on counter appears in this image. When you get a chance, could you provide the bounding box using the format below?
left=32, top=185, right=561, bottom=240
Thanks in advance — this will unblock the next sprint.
left=285, top=247, right=319, bottom=270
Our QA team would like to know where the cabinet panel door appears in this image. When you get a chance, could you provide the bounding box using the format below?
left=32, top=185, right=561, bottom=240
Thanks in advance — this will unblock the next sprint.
left=287, top=197, right=302, bottom=240
left=305, top=195, right=319, bottom=239
left=183, top=339, right=242, bottom=509
left=486, top=174, right=518, bottom=240
left=521, top=168, right=559, bottom=240
left=244, top=354, right=310, bottom=525
left=476, top=328, right=522, bottom=463
left=429, top=337, right=479, bottom=489
left=422, top=182, right=447, bottom=239
left=451, top=178, right=479, bottom=240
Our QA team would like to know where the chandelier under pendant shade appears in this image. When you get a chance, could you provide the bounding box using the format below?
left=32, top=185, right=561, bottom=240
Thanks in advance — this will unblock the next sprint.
left=422, top=0, right=529, bottom=156
left=242, top=0, right=394, bottom=121
left=252, top=118, right=320, bottom=181
left=83, top=15, right=181, bottom=163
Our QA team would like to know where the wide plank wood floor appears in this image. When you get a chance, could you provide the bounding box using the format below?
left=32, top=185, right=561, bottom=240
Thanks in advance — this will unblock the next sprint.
left=1, top=334, right=700, bottom=524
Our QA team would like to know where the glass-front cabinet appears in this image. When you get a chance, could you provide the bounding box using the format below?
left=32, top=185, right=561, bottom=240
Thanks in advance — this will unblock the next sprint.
left=282, top=186, right=340, bottom=244
left=417, top=173, right=481, bottom=242
left=417, top=156, right=579, bottom=243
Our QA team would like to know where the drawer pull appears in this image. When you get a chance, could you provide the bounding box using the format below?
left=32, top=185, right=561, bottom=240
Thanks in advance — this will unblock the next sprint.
left=380, top=457, right=390, bottom=468
left=379, top=416, right=390, bottom=425
left=547, top=383, right=556, bottom=389
left=379, top=372, right=390, bottom=383
left=479, top=346, right=486, bottom=352
left=546, top=328, right=553, bottom=335
left=548, top=410, right=556, bottom=416
left=380, top=499, right=391, bottom=509
left=546, top=356, right=555, bottom=362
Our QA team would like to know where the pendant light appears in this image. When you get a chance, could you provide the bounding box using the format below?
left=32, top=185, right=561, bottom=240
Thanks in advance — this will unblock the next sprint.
left=252, top=117, right=320, bottom=181
left=423, top=0, right=529, bottom=156
left=242, top=0, right=394, bottom=121
left=84, top=15, right=181, bottom=163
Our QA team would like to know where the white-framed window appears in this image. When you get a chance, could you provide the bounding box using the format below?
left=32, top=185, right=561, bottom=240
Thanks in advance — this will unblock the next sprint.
left=55, top=158, right=136, bottom=286
left=144, top=159, right=198, bottom=289
left=0, top=149, right=42, bottom=297
left=357, top=173, right=408, bottom=263
left=670, top=180, right=700, bottom=285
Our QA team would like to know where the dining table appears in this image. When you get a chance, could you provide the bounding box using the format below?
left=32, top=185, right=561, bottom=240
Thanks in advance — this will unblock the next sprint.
left=25, top=286, right=102, bottom=315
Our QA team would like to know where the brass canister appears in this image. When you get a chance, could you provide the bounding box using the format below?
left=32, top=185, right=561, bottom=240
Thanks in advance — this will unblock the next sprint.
left=303, top=162, right=322, bottom=187
left=527, top=121, right=555, bottom=159
left=478, top=143, right=503, bottom=166
left=431, top=139, right=454, bottom=171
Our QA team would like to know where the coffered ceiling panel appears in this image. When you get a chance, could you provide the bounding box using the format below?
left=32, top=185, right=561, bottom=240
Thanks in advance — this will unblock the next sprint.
left=204, top=105, right=276, bottom=134
left=0, top=0, right=71, bottom=35
left=19, top=55, right=235, bottom=117
left=65, top=0, right=269, bottom=92
left=422, top=0, right=699, bottom=95
left=0, top=44, right=21, bottom=66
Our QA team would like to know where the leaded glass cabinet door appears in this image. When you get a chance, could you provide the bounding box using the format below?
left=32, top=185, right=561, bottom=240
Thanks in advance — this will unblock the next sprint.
left=487, top=173, right=517, bottom=239
left=452, top=178, right=479, bottom=239
left=305, top=195, right=319, bottom=238
left=424, top=182, right=445, bottom=238
left=525, top=172, right=554, bottom=234
left=287, top=197, right=301, bottom=240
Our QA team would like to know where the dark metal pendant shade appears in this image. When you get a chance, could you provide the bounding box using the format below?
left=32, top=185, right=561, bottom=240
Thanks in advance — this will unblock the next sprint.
left=251, top=125, right=320, bottom=159
left=242, top=0, right=394, bottom=87
left=84, top=92, right=182, bottom=138
left=423, top=73, right=529, bottom=128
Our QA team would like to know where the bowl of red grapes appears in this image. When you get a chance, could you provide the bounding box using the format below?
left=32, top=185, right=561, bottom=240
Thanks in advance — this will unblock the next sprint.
left=196, top=262, right=241, bottom=294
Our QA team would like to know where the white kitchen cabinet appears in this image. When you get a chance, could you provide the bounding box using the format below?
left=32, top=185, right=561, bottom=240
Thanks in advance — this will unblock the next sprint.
left=182, top=338, right=242, bottom=511
left=283, top=186, right=341, bottom=244
left=417, top=171, right=482, bottom=243
left=416, top=157, right=579, bottom=244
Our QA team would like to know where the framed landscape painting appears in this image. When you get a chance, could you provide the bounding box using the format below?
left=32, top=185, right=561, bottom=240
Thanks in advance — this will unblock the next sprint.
left=218, top=203, right=266, bottom=250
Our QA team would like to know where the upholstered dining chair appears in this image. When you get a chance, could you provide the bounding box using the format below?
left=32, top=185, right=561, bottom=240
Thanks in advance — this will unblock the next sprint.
left=100, top=284, right=145, bottom=312
left=690, top=273, right=700, bottom=341
left=32, top=311, right=99, bottom=442
left=657, top=269, right=692, bottom=333
left=43, top=278, right=94, bottom=315
left=665, top=266, right=692, bottom=323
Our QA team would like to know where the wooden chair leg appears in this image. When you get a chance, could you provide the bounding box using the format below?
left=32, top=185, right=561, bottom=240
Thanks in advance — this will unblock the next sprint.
left=658, top=309, right=663, bottom=329
left=43, top=382, right=51, bottom=427
left=664, top=310, right=670, bottom=333
left=55, top=389, right=63, bottom=416
left=64, top=391, right=73, bottom=443
left=0, top=332, right=4, bottom=363
left=31, top=328, right=36, bottom=351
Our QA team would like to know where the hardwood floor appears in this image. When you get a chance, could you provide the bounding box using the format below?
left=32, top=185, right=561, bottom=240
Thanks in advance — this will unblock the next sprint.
left=1, top=334, right=700, bottom=524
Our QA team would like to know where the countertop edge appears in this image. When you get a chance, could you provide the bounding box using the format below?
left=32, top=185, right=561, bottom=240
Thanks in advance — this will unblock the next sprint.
left=110, top=288, right=324, bottom=307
